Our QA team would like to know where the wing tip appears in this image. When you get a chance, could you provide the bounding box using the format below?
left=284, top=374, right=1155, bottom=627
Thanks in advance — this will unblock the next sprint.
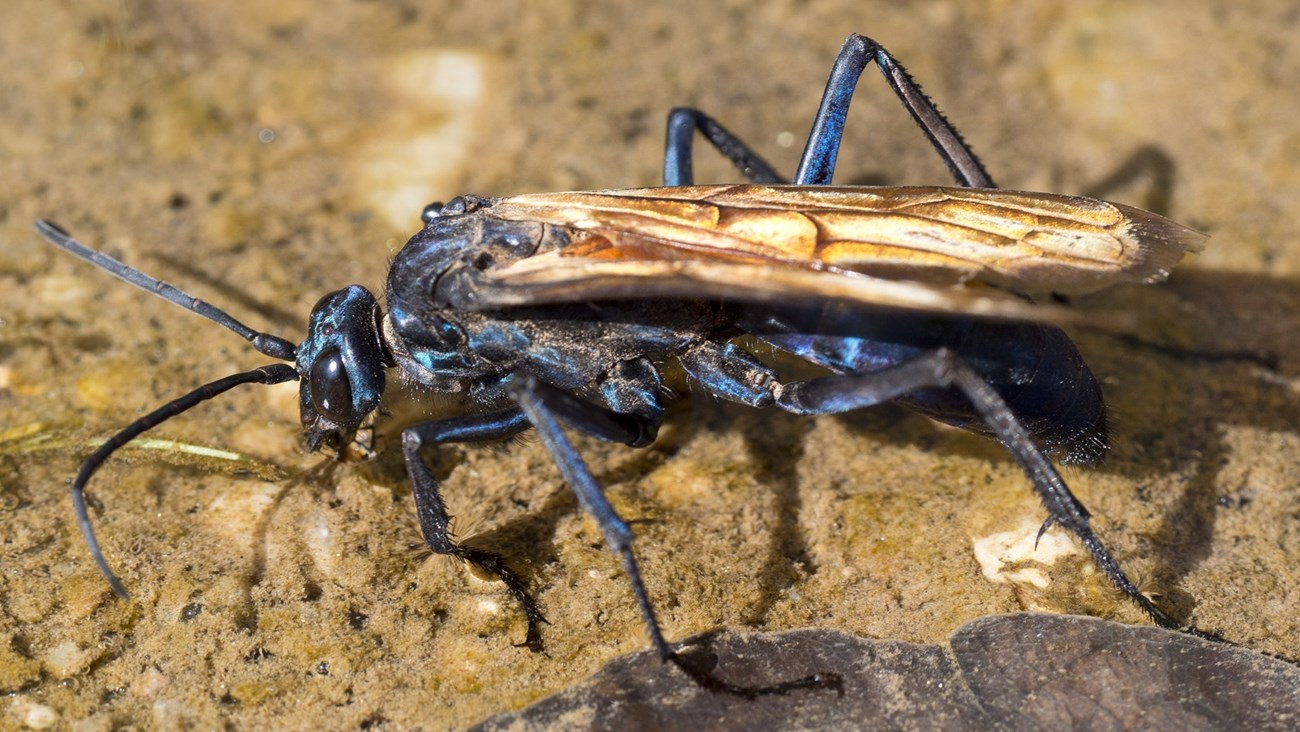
left=1114, top=203, right=1207, bottom=284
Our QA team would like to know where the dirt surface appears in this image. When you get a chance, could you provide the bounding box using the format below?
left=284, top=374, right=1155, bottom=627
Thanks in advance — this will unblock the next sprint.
left=2, top=1, right=1298, bottom=729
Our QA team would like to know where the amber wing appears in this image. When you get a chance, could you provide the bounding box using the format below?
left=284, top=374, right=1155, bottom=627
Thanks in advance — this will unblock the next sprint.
left=472, top=185, right=1204, bottom=321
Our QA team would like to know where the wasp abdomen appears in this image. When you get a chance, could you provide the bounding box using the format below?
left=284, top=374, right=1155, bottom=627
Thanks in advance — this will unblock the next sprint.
left=742, top=304, right=1107, bottom=464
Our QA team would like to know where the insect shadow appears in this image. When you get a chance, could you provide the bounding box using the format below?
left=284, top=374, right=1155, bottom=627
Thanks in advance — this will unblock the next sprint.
left=1075, top=267, right=1300, bottom=624
left=37, top=33, right=1231, bottom=696
left=721, top=144, right=1192, bottom=629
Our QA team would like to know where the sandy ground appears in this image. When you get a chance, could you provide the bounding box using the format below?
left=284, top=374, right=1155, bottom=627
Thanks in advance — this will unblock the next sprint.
left=2, top=1, right=1298, bottom=729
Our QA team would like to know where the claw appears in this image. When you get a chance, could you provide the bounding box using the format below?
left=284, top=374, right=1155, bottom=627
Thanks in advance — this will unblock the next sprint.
left=1035, top=516, right=1056, bottom=550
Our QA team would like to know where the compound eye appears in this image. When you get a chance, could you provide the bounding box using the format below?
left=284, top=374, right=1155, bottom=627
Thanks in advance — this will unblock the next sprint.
left=310, top=347, right=354, bottom=424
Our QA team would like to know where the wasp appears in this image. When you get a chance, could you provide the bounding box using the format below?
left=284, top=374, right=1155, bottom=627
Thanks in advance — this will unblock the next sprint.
left=37, top=34, right=1211, bottom=695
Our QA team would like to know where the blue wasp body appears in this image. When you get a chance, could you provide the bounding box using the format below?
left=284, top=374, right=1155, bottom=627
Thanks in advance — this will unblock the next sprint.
left=38, top=34, right=1210, bottom=697
left=364, top=200, right=1108, bottom=465
left=739, top=303, right=1106, bottom=457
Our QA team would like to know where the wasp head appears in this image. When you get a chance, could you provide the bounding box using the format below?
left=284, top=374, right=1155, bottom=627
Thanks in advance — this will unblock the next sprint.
left=297, top=285, right=391, bottom=455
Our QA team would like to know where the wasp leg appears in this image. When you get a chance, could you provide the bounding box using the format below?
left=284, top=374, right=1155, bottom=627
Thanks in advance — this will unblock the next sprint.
left=772, top=349, right=1222, bottom=641
left=506, top=371, right=841, bottom=697
left=796, top=33, right=995, bottom=188
left=597, top=357, right=666, bottom=445
left=504, top=373, right=667, bottom=651
left=679, top=341, right=778, bottom=407
left=400, top=409, right=549, bottom=652
left=663, top=108, right=786, bottom=186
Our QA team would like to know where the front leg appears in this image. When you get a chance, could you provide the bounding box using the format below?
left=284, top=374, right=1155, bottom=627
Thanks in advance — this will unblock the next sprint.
left=401, top=409, right=547, bottom=651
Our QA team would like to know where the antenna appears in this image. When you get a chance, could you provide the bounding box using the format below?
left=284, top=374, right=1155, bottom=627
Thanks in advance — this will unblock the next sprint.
left=34, top=220, right=298, bottom=361
left=73, top=365, right=299, bottom=597
left=35, top=220, right=304, bottom=596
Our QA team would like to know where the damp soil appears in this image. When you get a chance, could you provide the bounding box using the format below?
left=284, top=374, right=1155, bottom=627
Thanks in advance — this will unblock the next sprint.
left=2, top=2, right=1298, bottom=729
